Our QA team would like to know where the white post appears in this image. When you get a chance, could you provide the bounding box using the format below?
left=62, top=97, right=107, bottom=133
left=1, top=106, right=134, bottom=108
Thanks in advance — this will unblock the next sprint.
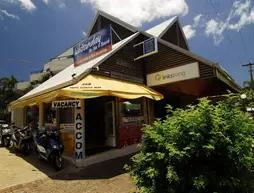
left=74, top=99, right=85, bottom=165
left=39, top=103, right=44, bottom=129
left=11, top=110, right=14, bottom=124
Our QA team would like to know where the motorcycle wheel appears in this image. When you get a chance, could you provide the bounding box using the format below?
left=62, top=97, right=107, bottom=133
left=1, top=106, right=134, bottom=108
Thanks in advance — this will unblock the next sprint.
left=53, top=154, right=63, bottom=171
left=9, top=140, right=14, bottom=150
left=3, top=137, right=10, bottom=147
left=22, top=143, right=32, bottom=156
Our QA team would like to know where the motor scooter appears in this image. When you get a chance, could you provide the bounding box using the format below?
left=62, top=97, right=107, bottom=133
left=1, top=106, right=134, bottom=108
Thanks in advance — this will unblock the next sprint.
left=10, top=125, right=33, bottom=155
left=0, top=123, right=11, bottom=147
left=33, top=127, right=64, bottom=171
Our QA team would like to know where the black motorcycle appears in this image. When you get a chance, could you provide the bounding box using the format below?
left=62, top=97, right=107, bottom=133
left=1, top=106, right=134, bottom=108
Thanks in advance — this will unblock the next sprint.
left=10, top=125, right=33, bottom=155
left=0, top=122, right=11, bottom=147
left=33, top=128, right=64, bottom=171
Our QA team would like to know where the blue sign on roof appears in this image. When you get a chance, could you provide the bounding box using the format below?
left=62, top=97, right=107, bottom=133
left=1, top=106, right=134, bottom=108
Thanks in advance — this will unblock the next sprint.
left=73, top=26, right=112, bottom=67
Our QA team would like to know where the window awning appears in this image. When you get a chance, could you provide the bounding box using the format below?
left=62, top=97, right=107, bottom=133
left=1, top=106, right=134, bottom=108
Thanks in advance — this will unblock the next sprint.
left=11, top=75, right=163, bottom=109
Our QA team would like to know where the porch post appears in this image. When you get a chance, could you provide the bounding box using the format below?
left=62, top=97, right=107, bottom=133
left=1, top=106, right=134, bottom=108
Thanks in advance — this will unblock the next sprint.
left=74, top=99, right=85, bottom=166
left=38, top=103, right=45, bottom=129
left=11, top=108, right=25, bottom=128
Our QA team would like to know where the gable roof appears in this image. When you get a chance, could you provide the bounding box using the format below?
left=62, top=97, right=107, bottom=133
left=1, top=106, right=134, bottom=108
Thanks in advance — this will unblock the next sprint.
left=141, top=30, right=240, bottom=91
left=147, top=17, right=190, bottom=50
left=14, top=33, right=139, bottom=103
left=13, top=11, right=239, bottom=106
left=146, top=16, right=177, bottom=38
left=146, top=17, right=189, bottom=50
left=87, top=10, right=138, bottom=37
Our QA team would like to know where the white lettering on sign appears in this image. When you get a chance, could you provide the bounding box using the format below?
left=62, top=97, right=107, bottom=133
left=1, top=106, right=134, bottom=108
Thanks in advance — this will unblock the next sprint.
left=75, top=100, right=85, bottom=162
left=52, top=100, right=81, bottom=109
left=146, top=62, right=200, bottom=87
left=122, top=116, right=144, bottom=123
left=247, top=107, right=254, bottom=112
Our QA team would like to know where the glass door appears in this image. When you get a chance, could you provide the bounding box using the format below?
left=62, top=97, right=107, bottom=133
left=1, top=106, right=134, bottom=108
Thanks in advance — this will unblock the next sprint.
left=105, top=101, right=116, bottom=147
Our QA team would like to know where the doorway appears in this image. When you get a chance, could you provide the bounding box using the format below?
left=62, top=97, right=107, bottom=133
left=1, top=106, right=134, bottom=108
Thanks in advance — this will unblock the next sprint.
left=85, top=97, right=116, bottom=156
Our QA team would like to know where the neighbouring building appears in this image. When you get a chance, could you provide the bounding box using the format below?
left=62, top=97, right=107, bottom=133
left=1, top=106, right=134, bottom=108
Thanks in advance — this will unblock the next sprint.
left=16, top=46, right=74, bottom=91
left=10, top=10, right=240, bottom=166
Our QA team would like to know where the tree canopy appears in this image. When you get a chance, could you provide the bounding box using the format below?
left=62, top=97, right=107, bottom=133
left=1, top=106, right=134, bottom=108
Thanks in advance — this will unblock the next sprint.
left=126, top=97, right=254, bottom=193
left=0, top=76, right=20, bottom=120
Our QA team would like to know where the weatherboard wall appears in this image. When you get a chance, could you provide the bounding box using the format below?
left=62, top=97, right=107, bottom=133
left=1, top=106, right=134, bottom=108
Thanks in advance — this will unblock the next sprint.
left=144, top=43, right=215, bottom=79
left=161, top=22, right=189, bottom=50
left=92, top=36, right=146, bottom=84
left=90, top=36, right=215, bottom=87
left=90, top=15, right=135, bottom=44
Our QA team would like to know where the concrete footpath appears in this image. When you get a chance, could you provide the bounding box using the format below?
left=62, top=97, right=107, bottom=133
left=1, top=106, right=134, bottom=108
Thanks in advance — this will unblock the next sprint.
left=0, top=147, right=137, bottom=193
left=0, top=147, right=78, bottom=191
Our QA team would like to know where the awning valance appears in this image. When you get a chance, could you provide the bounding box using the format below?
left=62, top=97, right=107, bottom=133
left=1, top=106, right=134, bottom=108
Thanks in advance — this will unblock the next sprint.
left=11, top=75, right=163, bottom=109
left=60, top=74, right=163, bottom=100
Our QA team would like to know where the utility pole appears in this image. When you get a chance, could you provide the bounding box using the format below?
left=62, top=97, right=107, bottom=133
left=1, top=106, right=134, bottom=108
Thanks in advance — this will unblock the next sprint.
left=242, top=63, right=254, bottom=88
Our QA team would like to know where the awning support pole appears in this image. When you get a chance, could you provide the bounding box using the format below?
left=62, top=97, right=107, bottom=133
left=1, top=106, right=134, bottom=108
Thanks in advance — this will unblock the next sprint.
left=39, top=103, right=45, bottom=129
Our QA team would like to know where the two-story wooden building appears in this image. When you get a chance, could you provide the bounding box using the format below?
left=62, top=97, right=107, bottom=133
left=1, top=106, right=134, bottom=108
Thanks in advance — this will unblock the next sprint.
left=10, top=10, right=240, bottom=166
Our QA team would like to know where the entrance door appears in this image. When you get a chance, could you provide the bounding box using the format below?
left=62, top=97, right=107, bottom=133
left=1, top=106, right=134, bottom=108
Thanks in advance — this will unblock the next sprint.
left=105, top=101, right=116, bottom=147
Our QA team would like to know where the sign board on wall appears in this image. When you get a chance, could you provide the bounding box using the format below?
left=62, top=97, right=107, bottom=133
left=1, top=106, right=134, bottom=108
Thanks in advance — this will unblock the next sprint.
left=52, top=100, right=85, bottom=163
left=146, top=62, right=200, bottom=87
left=134, top=37, right=158, bottom=61
left=52, top=100, right=81, bottom=109
left=144, top=38, right=158, bottom=55
left=73, top=26, right=112, bottom=67
left=75, top=100, right=85, bottom=162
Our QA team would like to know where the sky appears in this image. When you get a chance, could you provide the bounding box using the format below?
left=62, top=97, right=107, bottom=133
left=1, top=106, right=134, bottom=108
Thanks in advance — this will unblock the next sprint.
left=0, top=0, right=253, bottom=87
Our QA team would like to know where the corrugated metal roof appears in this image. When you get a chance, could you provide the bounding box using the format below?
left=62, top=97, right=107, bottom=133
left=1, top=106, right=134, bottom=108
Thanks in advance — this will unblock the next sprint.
left=146, top=16, right=177, bottom=38
left=17, top=33, right=139, bottom=102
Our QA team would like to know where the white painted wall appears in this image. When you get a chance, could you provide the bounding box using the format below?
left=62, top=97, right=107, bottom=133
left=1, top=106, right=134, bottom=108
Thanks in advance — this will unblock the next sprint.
left=44, top=58, right=73, bottom=73
left=16, top=81, right=31, bottom=90
left=11, top=108, right=25, bottom=128
left=43, top=47, right=73, bottom=73
left=30, top=72, right=48, bottom=82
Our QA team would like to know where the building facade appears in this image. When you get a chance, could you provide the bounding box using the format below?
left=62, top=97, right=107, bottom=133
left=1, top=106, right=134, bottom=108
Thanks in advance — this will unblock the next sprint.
left=11, top=10, right=240, bottom=166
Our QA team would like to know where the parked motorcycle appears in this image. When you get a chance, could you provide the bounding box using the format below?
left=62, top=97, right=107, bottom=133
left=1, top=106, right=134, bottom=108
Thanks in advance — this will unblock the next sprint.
left=0, top=122, right=11, bottom=147
left=9, top=125, right=33, bottom=155
left=33, top=127, right=64, bottom=171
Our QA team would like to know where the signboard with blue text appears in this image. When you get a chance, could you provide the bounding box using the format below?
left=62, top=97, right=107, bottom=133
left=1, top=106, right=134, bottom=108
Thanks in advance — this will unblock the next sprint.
left=73, top=26, right=112, bottom=67
left=144, top=38, right=157, bottom=55
left=134, top=37, right=158, bottom=61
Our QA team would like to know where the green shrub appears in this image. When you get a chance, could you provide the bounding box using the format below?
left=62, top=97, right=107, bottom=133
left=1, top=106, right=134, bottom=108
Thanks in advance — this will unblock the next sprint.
left=126, top=98, right=254, bottom=193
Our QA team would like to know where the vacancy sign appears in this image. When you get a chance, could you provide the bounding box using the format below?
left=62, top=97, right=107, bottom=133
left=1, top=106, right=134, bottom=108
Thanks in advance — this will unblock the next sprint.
left=73, top=26, right=112, bottom=67
left=52, top=100, right=81, bottom=108
left=147, top=62, right=200, bottom=87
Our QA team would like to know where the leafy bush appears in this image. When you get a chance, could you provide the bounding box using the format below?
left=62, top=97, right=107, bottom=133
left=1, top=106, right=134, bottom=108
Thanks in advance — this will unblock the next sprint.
left=126, top=98, right=254, bottom=193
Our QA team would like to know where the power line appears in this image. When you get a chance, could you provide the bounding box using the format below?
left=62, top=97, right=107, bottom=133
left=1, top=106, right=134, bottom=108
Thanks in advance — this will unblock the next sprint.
left=6, top=59, right=34, bottom=65
left=208, top=0, right=219, bottom=15
left=203, top=12, right=242, bottom=63
left=238, top=30, right=248, bottom=55
left=207, top=0, right=249, bottom=62
left=242, top=63, right=254, bottom=88
left=228, top=0, right=249, bottom=60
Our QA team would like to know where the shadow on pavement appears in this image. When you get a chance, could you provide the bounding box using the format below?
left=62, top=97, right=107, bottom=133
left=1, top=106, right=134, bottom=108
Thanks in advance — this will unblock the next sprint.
left=56, top=154, right=134, bottom=180
left=4, top=147, right=134, bottom=181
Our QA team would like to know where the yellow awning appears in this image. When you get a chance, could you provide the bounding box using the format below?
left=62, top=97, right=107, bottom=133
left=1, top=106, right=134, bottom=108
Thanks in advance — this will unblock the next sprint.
left=11, top=74, right=163, bottom=109
left=60, top=74, right=163, bottom=100
left=11, top=91, right=60, bottom=109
